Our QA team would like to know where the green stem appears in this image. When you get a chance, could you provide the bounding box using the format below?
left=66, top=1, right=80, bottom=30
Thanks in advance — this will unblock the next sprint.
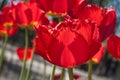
left=50, top=65, right=56, bottom=80
left=60, top=68, right=65, bottom=80
left=0, top=34, right=8, bottom=72
left=42, top=60, right=46, bottom=80
left=25, top=46, right=35, bottom=80
left=88, top=60, right=92, bottom=80
left=68, top=68, right=73, bottom=80
left=24, top=0, right=28, bottom=2
left=19, top=28, right=29, bottom=80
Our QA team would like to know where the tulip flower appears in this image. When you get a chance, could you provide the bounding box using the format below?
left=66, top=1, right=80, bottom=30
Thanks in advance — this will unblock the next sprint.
left=16, top=48, right=33, bottom=61
left=74, top=4, right=116, bottom=80
left=0, top=5, right=18, bottom=37
left=30, top=0, right=88, bottom=14
left=13, top=2, right=49, bottom=80
left=14, top=1, right=49, bottom=28
left=16, top=47, right=35, bottom=80
left=76, top=4, right=116, bottom=41
left=107, top=35, right=120, bottom=59
left=34, top=17, right=101, bottom=68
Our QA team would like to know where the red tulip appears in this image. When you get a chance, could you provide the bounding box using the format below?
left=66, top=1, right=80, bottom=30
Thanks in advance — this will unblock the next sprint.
left=34, top=18, right=101, bottom=68
left=76, top=4, right=116, bottom=41
left=14, top=2, right=49, bottom=27
left=0, top=5, right=18, bottom=37
left=16, top=48, right=33, bottom=61
left=30, top=0, right=88, bottom=14
left=107, top=35, right=120, bottom=59
left=92, top=45, right=104, bottom=63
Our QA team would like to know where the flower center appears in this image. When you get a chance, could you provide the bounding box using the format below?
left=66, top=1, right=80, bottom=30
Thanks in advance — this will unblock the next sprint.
left=3, top=22, right=13, bottom=28
left=47, top=11, right=64, bottom=23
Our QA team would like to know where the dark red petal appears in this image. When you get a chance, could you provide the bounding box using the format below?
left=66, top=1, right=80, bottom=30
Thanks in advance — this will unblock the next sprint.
left=8, top=24, right=18, bottom=37
left=30, top=0, right=53, bottom=12
left=99, top=7, right=116, bottom=41
left=15, top=2, right=28, bottom=25
left=53, top=0, right=67, bottom=13
left=73, top=0, right=88, bottom=13
left=53, top=74, right=80, bottom=80
left=30, top=0, right=88, bottom=14
left=73, top=74, right=80, bottom=79
left=107, top=35, right=120, bottom=59
left=16, top=48, right=33, bottom=61
left=92, top=45, right=104, bottom=63
left=27, top=2, right=44, bottom=23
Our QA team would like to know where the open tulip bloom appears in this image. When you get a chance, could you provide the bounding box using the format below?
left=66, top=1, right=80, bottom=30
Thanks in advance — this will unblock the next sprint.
left=0, top=4, right=18, bottom=37
left=34, top=17, right=102, bottom=68
left=14, top=1, right=49, bottom=28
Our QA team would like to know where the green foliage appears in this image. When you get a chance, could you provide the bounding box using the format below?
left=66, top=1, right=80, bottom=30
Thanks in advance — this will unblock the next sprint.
left=9, top=28, right=36, bottom=47
left=0, top=0, right=7, bottom=10
left=88, top=0, right=111, bottom=7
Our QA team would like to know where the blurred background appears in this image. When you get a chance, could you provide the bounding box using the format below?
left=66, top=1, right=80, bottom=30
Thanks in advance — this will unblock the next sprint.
left=0, top=0, right=120, bottom=80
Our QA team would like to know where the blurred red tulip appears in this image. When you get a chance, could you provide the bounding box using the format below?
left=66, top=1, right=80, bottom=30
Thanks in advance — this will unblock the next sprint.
left=34, top=18, right=101, bottom=68
left=76, top=4, right=116, bottom=41
left=14, top=2, right=49, bottom=27
left=30, top=0, right=88, bottom=14
left=107, top=35, right=120, bottom=59
left=16, top=48, right=33, bottom=61
left=92, top=45, right=104, bottom=63
left=0, top=4, right=18, bottom=37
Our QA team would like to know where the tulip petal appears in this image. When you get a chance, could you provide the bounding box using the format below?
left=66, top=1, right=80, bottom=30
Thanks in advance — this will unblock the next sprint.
left=92, top=45, right=104, bottom=63
left=107, top=35, right=120, bottom=59
left=16, top=48, right=33, bottom=61
left=77, top=4, right=104, bottom=26
left=15, top=2, right=28, bottom=25
left=99, top=7, right=116, bottom=41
